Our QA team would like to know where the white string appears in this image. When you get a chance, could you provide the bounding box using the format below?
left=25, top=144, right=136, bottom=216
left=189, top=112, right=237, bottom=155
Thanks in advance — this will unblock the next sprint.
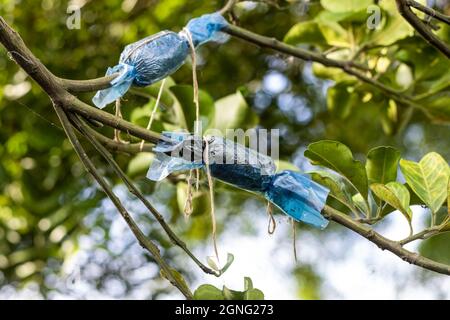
left=204, top=136, right=219, bottom=261
left=114, top=99, right=124, bottom=142
left=182, top=27, right=200, bottom=135
left=140, top=78, right=166, bottom=151
left=182, top=28, right=201, bottom=191
left=266, top=201, right=276, bottom=234
left=184, top=169, right=194, bottom=219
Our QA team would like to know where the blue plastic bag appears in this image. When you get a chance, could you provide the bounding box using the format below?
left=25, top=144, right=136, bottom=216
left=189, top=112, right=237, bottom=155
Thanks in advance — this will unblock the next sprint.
left=93, top=13, right=228, bottom=109
left=147, top=133, right=330, bottom=229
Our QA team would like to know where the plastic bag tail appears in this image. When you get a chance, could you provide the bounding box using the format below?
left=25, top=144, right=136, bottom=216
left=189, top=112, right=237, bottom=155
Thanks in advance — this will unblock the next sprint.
left=265, top=171, right=330, bottom=229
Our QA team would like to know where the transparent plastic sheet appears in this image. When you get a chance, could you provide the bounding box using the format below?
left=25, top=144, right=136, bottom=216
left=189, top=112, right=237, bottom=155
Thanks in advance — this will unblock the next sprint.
left=92, top=13, right=228, bottom=109
left=147, top=134, right=330, bottom=229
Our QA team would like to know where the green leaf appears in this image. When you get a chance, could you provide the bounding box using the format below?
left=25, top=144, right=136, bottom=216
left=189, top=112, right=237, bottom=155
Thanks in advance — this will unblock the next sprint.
left=315, top=9, right=368, bottom=24
left=244, top=288, right=264, bottom=300
left=176, top=182, right=211, bottom=217
left=170, top=85, right=215, bottom=132
left=206, top=256, right=219, bottom=271
left=275, top=160, right=300, bottom=172
left=400, top=152, right=450, bottom=214
left=312, top=62, right=353, bottom=82
left=419, top=93, right=450, bottom=123
left=310, top=171, right=355, bottom=211
left=284, top=21, right=326, bottom=46
left=305, top=140, right=368, bottom=200
left=127, top=153, right=154, bottom=178
left=326, top=82, right=357, bottom=119
left=370, top=182, right=412, bottom=230
left=438, top=174, right=450, bottom=231
left=244, top=277, right=253, bottom=291
left=366, top=146, right=401, bottom=185
left=194, top=284, right=224, bottom=300
left=320, top=0, right=372, bottom=12
left=210, top=91, right=258, bottom=134
left=130, top=101, right=153, bottom=126
left=223, top=286, right=245, bottom=300
left=220, top=253, right=235, bottom=275
left=317, top=21, right=350, bottom=47
left=367, top=3, right=414, bottom=46
left=352, top=193, right=370, bottom=215
left=207, top=253, right=234, bottom=275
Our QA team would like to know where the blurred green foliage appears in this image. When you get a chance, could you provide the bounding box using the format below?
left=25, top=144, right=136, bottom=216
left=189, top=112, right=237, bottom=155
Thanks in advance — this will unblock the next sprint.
left=0, top=0, right=449, bottom=299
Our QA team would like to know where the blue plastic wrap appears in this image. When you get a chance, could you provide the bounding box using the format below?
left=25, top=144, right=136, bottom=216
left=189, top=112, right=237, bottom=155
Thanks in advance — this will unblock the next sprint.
left=93, top=13, right=228, bottom=108
left=147, top=134, right=330, bottom=229
left=147, top=132, right=203, bottom=181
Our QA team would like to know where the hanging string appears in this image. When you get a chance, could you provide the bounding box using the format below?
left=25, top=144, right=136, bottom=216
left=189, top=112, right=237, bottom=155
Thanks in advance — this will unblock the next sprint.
left=266, top=201, right=276, bottom=235
left=184, top=169, right=194, bottom=219
left=140, top=78, right=166, bottom=151
left=292, top=219, right=298, bottom=263
left=114, top=99, right=124, bottom=142
left=183, top=28, right=202, bottom=195
left=195, top=169, right=200, bottom=191
left=182, top=27, right=200, bottom=135
left=204, top=136, right=219, bottom=262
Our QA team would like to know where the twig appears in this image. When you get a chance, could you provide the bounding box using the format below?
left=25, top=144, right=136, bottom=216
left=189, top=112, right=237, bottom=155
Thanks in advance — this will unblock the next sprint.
left=396, top=0, right=450, bottom=58
left=323, top=205, right=450, bottom=275
left=399, top=226, right=443, bottom=245
left=70, top=115, right=220, bottom=276
left=53, top=105, right=193, bottom=299
left=222, top=24, right=422, bottom=110
left=219, top=0, right=238, bottom=15
left=406, top=0, right=450, bottom=25
left=59, top=73, right=118, bottom=93
left=86, top=126, right=153, bottom=153
left=0, top=17, right=163, bottom=144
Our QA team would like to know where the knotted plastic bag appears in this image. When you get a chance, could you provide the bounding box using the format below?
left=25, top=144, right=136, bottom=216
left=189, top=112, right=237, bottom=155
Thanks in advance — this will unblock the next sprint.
left=93, top=13, right=228, bottom=109
left=147, top=133, right=330, bottom=229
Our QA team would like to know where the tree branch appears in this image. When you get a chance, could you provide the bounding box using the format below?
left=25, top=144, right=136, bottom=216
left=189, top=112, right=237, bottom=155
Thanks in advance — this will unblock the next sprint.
left=222, top=24, right=423, bottom=110
left=57, top=12, right=420, bottom=111
left=64, top=96, right=164, bottom=144
left=70, top=115, right=220, bottom=276
left=1, top=14, right=449, bottom=277
left=84, top=125, right=154, bottom=153
left=406, top=0, right=450, bottom=25
left=323, top=205, right=450, bottom=275
left=54, top=105, right=193, bottom=299
left=219, top=0, right=238, bottom=15
left=399, top=226, right=445, bottom=245
left=396, top=0, right=450, bottom=58
left=58, top=73, right=118, bottom=93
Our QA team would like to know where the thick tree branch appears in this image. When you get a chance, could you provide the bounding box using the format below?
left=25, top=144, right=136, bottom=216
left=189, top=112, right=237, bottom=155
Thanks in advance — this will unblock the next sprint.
left=222, top=24, right=422, bottom=109
left=323, top=205, right=450, bottom=275
left=0, top=15, right=196, bottom=298
left=0, top=17, right=163, bottom=144
left=54, top=105, right=193, bottom=299
left=396, top=0, right=450, bottom=58
left=56, top=11, right=421, bottom=112
left=64, top=96, right=164, bottom=144
left=70, top=115, right=220, bottom=276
